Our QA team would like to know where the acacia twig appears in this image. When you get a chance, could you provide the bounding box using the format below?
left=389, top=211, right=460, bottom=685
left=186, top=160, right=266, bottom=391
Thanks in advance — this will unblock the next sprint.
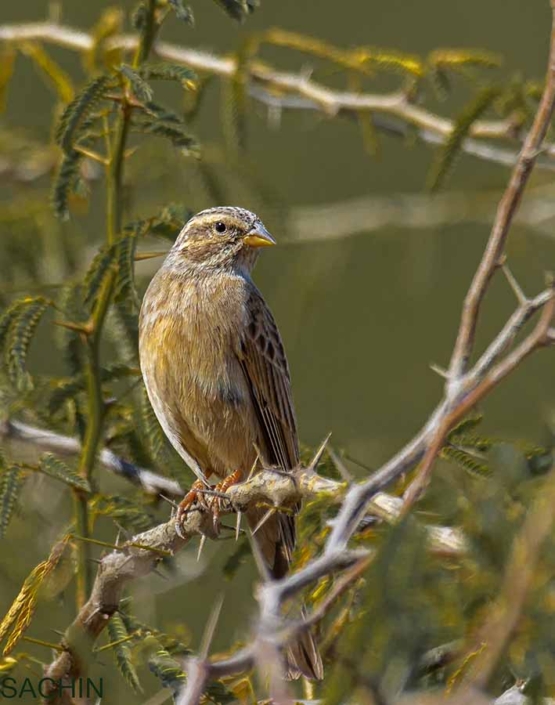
left=1, top=21, right=555, bottom=170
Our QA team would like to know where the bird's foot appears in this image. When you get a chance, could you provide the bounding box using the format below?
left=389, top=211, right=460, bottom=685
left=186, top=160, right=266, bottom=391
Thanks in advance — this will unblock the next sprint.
left=175, top=479, right=208, bottom=538
left=209, top=469, right=243, bottom=529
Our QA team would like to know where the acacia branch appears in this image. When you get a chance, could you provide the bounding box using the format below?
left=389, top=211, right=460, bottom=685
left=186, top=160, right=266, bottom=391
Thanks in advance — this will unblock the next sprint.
left=1, top=21, right=555, bottom=170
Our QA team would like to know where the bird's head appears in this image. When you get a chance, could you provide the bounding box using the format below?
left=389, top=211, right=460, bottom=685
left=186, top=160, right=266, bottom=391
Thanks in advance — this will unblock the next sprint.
left=166, top=206, right=275, bottom=273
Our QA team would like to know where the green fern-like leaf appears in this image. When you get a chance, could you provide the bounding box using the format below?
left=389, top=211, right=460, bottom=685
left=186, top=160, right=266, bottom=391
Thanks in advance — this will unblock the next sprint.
left=6, top=297, right=49, bottom=392
left=427, top=85, right=501, bottom=191
left=428, top=49, right=502, bottom=72
left=37, top=453, right=91, bottom=492
left=447, top=413, right=484, bottom=440
left=91, top=494, right=157, bottom=533
left=120, top=64, right=153, bottom=103
left=440, top=444, right=491, bottom=478
left=83, top=244, right=118, bottom=310
left=55, top=74, right=112, bottom=153
left=147, top=642, right=186, bottom=697
left=0, top=300, right=29, bottom=357
left=47, top=377, right=85, bottom=416
left=139, top=62, right=197, bottom=87
left=115, top=232, right=139, bottom=310
left=125, top=203, right=190, bottom=241
left=0, top=463, right=25, bottom=539
left=106, top=612, right=142, bottom=693
left=51, top=148, right=84, bottom=220
left=132, top=101, right=199, bottom=154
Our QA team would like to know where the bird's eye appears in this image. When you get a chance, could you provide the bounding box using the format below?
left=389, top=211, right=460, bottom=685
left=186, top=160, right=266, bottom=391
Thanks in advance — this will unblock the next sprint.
left=215, top=221, right=227, bottom=233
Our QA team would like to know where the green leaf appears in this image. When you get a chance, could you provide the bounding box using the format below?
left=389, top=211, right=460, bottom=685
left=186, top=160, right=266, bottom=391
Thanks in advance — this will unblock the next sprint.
left=139, top=63, right=197, bottom=87
left=440, top=444, right=491, bottom=479
left=0, top=300, right=29, bottom=357
left=51, top=148, right=84, bottom=220
left=120, top=64, right=153, bottom=103
left=427, top=85, right=501, bottom=191
left=106, top=612, right=142, bottom=693
left=447, top=413, right=484, bottom=440
left=132, top=101, right=199, bottom=155
left=114, top=231, right=139, bottom=310
left=55, top=74, right=112, bottom=153
left=47, top=377, right=85, bottom=416
left=83, top=244, right=117, bottom=310
left=6, top=297, right=49, bottom=392
left=0, top=463, right=24, bottom=539
left=91, top=494, right=157, bottom=533
left=38, top=453, right=91, bottom=492
left=125, top=203, right=191, bottom=241
left=147, top=642, right=185, bottom=697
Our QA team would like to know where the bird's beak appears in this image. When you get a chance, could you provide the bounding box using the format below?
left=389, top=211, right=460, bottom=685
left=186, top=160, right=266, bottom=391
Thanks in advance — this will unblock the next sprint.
left=243, top=224, right=276, bottom=248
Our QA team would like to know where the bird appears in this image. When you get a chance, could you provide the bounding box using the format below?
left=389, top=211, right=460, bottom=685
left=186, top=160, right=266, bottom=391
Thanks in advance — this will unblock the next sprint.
left=138, top=206, right=323, bottom=681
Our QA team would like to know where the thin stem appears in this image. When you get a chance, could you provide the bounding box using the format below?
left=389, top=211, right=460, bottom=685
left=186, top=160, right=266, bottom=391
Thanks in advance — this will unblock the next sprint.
left=72, top=3, right=158, bottom=609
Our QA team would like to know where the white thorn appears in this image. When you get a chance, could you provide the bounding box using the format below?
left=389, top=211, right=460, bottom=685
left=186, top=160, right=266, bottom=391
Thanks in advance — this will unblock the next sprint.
left=328, top=447, right=353, bottom=483
left=247, top=453, right=260, bottom=481
left=430, top=362, right=449, bottom=379
left=235, top=511, right=242, bottom=542
left=251, top=508, right=276, bottom=537
left=309, top=432, right=332, bottom=471
left=502, top=263, right=528, bottom=305
left=197, top=534, right=206, bottom=562
left=200, top=594, right=224, bottom=659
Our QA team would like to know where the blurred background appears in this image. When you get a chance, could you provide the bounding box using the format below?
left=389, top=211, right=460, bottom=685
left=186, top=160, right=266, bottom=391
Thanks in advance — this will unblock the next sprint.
left=1, top=0, right=554, bottom=701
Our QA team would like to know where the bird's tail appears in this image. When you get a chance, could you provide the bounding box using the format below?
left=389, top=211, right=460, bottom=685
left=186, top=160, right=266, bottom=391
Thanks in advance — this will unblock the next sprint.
left=284, top=616, right=324, bottom=680
left=247, top=508, right=324, bottom=681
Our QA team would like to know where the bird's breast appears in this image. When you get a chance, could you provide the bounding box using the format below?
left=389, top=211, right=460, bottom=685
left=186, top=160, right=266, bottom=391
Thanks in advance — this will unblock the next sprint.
left=139, top=270, right=250, bottom=405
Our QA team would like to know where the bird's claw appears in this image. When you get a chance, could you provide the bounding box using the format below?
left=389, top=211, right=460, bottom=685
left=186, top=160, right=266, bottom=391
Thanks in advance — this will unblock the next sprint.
left=174, top=471, right=243, bottom=537
left=175, top=480, right=207, bottom=538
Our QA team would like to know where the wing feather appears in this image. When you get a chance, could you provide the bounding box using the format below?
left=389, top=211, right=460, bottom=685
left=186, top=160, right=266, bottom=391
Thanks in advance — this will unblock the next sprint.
left=238, top=288, right=299, bottom=471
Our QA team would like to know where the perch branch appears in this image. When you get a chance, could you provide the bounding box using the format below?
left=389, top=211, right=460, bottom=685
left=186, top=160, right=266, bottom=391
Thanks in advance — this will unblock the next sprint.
left=37, top=463, right=460, bottom=704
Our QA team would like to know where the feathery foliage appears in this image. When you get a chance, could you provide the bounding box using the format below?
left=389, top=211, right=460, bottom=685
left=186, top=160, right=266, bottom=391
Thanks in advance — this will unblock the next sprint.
left=0, top=461, right=24, bottom=540
left=37, top=453, right=91, bottom=492
left=0, top=535, right=70, bottom=655
left=131, top=100, right=199, bottom=154
left=427, top=85, right=502, bottom=191
left=4, top=297, right=49, bottom=392
left=55, top=74, right=112, bottom=153
left=106, top=612, right=142, bottom=693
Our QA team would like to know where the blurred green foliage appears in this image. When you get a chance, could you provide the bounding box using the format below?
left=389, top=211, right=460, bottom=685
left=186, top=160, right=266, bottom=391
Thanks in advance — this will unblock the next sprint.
left=0, top=1, right=554, bottom=703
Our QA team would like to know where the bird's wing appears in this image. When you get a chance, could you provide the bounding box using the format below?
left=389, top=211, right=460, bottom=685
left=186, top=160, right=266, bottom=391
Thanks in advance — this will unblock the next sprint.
left=238, top=287, right=299, bottom=471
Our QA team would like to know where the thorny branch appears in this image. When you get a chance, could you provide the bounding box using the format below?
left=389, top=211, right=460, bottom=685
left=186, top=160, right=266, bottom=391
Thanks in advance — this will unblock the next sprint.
left=1, top=21, right=555, bottom=171
left=179, top=2, right=555, bottom=701
left=10, top=4, right=555, bottom=702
